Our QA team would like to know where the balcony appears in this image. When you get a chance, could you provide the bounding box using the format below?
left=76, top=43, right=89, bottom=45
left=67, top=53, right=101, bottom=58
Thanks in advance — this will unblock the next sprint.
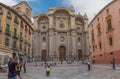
left=24, top=48, right=26, bottom=52
left=12, top=45, right=18, bottom=51
left=12, top=33, right=19, bottom=39
left=14, top=20, right=19, bottom=25
left=7, top=15, right=12, bottom=20
left=28, top=41, right=31, bottom=46
left=5, top=31, right=11, bottom=36
left=20, top=37, right=23, bottom=42
left=24, top=39, right=27, bottom=44
left=0, top=27, right=2, bottom=32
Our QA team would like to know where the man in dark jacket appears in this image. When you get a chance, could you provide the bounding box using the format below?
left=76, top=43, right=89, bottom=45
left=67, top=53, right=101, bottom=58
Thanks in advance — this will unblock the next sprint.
left=8, top=57, right=17, bottom=79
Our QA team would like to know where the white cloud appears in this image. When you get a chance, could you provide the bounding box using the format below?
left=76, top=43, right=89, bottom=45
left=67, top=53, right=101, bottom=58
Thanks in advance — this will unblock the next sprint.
left=0, top=0, right=18, bottom=6
left=63, top=0, right=113, bottom=22
left=0, top=0, right=38, bottom=7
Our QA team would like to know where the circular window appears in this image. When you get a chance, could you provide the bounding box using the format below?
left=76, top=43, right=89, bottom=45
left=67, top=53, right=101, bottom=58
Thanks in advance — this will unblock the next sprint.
left=59, top=23, right=64, bottom=28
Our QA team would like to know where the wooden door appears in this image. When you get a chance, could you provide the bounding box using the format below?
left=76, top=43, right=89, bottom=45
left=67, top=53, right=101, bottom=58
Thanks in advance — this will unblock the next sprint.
left=59, top=46, right=66, bottom=60
left=42, top=50, right=46, bottom=61
left=78, top=50, right=82, bottom=60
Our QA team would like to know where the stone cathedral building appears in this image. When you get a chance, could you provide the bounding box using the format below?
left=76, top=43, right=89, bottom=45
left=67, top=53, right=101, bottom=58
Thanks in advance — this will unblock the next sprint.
left=33, top=7, right=89, bottom=61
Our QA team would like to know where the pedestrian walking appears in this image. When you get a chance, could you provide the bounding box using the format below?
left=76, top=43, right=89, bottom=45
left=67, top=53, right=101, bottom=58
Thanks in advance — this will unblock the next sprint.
left=112, top=58, right=116, bottom=70
left=23, top=62, right=26, bottom=73
left=44, top=61, right=48, bottom=68
left=46, top=65, right=51, bottom=77
left=8, top=57, right=18, bottom=79
left=87, top=59, right=91, bottom=71
left=15, top=63, right=23, bottom=79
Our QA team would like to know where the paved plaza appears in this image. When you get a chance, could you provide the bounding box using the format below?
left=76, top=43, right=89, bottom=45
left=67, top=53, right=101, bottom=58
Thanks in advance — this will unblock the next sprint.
left=0, top=64, right=120, bottom=79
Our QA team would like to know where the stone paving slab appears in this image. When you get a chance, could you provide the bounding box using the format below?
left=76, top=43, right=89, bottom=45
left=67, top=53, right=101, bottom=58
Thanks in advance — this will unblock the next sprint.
left=0, top=64, right=120, bottom=79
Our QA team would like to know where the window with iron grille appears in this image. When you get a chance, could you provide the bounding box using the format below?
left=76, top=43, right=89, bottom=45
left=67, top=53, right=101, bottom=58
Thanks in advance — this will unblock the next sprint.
left=14, top=28, right=17, bottom=36
left=13, top=41, right=16, bottom=48
left=20, top=32, right=22, bottom=39
left=6, top=24, right=10, bottom=33
left=107, top=19, right=112, bottom=31
left=20, top=44, right=22, bottom=51
left=99, top=42, right=102, bottom=49
left=14, top=16, right=18, bottom=24
left=109, top=37, right=113, bottom=46
left=5, top=38, right=9, bottom=46
left=7, top=11, right=11, bottom=19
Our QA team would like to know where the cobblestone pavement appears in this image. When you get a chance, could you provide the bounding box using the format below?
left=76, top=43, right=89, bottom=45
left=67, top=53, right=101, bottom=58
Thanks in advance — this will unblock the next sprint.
left=0, top=64, right=120, bottom=79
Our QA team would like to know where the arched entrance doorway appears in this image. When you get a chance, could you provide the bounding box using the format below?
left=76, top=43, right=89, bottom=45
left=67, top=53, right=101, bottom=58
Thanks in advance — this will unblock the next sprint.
left=59, top=46, right=66, bottom=61
left=42, top=50, right=47, bottom=61
left=78, top=50, right=82, bottom=60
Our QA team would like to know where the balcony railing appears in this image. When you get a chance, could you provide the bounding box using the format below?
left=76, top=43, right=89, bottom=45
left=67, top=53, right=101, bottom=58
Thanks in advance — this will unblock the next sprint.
left=12, top=33, right=19, bottom=39
left=20, top=37, right=23, bottom=42
left=14, top=20, right=19, bottom=25
left=28, top=41, right=31, bottom=46
left=12, top=45, right=18, bottom=51
left=24, top=39, right=27, bottom=44
left=5, top=30, right=11, bottom=36
left=7, top=15, right=12, bottom=19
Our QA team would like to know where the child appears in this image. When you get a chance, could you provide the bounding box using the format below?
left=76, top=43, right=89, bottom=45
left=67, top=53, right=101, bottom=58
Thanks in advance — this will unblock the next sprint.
left=16, top=63, right=23, bottom=79
left=46, top=65, right=51, bottom=77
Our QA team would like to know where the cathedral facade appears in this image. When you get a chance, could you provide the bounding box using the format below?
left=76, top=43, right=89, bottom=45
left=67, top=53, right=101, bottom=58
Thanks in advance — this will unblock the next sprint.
left=33, top=7, right=89, bottom=61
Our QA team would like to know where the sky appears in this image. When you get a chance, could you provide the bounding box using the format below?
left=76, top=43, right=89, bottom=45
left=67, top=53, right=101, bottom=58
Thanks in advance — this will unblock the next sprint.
left=0, top=0, right=113, bottom=23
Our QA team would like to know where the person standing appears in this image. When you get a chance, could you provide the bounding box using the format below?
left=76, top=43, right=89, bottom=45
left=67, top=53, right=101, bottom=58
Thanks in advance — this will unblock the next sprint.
left=8, top=57, right=18, bottom=79
left=87, top=59, right=91, bottom=71
left=23, top=62, right=26, bottom=73
left=46, top=65, right=51, bottom=77
left=15, top=63, right=23, bottom=79
left=112, top=58, right=116, bottom=70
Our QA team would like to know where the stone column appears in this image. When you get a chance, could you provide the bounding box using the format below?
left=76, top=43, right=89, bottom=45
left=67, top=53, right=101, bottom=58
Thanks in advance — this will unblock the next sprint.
left=71, top=30, right=77, bottom=58
left=48, top=29, right=54, bottom=60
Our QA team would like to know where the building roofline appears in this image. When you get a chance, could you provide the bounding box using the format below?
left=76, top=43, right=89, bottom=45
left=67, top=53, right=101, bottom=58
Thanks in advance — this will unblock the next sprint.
left=88, top=0, right=116, bottom=27
left=13, top=1, right=32, bottom=10
left=0, top=2, right=33, bottom=30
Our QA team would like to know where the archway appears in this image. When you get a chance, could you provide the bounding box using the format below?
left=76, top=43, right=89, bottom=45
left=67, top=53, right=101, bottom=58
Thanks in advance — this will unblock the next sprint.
left=42, top=50, right=47, bottom=61
left=59, top=46, right=66, bottom=61
left=78, top=50, right=82, bottom=60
